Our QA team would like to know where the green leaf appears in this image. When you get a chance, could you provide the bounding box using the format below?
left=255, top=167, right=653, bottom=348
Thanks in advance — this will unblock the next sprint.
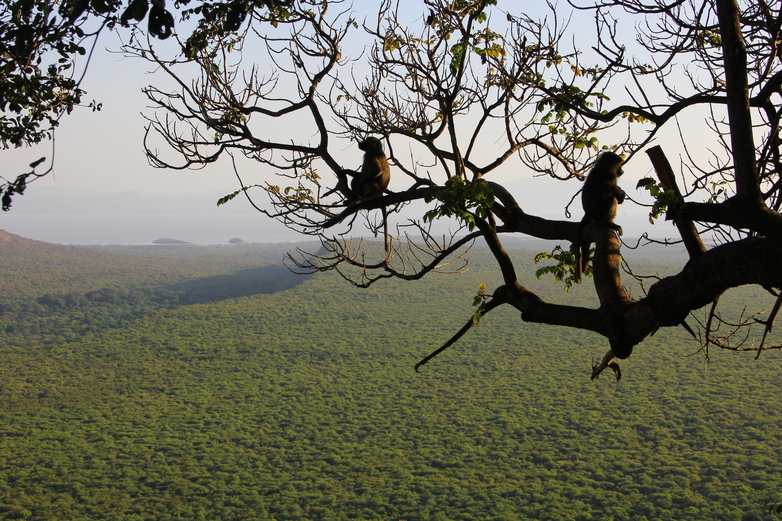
left=636, top=178, right=682, bottom=223
left=471, top=283, right=489, bottom=324
left=425, top=177, right=495, bottom=228
left=216, top=190, right=242, bottom=206
left=534, top=245, right=583, bottom=292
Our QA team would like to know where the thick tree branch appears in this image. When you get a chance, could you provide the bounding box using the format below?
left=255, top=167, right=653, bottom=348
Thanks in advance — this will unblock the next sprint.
left=646, top=146, right=707, bottom=257
left=644, top=237, right=782, bottom=326
left=682, top=199, right=782, bottom=240
left=716, top=0, right=762, bottom=200
left=503, top=238, right=782, bottom=362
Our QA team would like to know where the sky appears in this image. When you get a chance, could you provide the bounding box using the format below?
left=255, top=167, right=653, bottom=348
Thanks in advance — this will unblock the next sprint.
left=2, top=28, right=301, bottom=244
left=1, top=3, right=697, bottom=245
left=5, top=30, right=238, bottom=196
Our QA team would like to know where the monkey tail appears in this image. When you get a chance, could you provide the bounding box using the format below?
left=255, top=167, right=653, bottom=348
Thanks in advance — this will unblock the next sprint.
left=572, top=218, right=589, bottom=284
left=381, top=206, right=390, bottom=254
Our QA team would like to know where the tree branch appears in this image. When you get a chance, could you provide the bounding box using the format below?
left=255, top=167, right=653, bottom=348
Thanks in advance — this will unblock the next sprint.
left=646, top=145, right=707, bottom=258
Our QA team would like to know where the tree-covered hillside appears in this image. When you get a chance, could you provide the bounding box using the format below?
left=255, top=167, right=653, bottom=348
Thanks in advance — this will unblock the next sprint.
left=1, top=233, right=781, bottom=520
left=0, top=231, right=313, bottom=345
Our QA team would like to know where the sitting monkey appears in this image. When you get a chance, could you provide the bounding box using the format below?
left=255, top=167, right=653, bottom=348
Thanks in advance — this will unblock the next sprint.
left=344, top=137, right=390, bottom=203
left=323, top=137, right=391, bottom=228
left=573, top=152, right=626, bottom=283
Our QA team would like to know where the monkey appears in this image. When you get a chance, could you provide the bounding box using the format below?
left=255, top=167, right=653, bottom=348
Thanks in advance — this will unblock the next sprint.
left=148, top=0, right=175, bottom=39
left=573, top=151, right=626, bottom=283
left=121, top=0, right=149, bottom=26
left=323, top=137, right=391, bottom=228
left=344, top=137, right=391, bottom=203
left=581, top=151, right=625, bottom=232
left=223, top=1, right=248, bottom=33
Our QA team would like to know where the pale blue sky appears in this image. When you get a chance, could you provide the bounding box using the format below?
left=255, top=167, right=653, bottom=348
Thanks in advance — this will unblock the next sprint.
left=1, top=2, right=713, bottom=244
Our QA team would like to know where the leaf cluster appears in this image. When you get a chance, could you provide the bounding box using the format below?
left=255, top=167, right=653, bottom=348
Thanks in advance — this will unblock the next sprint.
left=471, top=282, right=488, bottom=324
left=423, top=177, right=494, bottom=231
left=0, top=0, right=297, bottom=148
left=180, top=0, right=294, bottom=58
left=0, top=157, right=45, bottom=211
left=534, top=245, right=585, bottom=293
left=216, top=184, right=263, bottom=206
left=420, top=1, right=503, bottom=76
left=0, top=2, right=87, bottom=147
left=636, top=177, right=683, bottom=224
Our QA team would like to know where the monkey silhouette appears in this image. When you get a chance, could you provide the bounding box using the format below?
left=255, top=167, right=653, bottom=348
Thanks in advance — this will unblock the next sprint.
left=573, top=152, right=626, bottom=283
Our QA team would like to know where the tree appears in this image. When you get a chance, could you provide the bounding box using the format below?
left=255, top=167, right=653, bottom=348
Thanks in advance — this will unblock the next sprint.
left=0, top=0, right=292, bottom=209
left=11, top=0, right=782, bottom=378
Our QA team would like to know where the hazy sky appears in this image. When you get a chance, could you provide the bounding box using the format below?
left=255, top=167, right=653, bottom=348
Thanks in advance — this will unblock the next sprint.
left=5, top=30, right=240, bottom=196
left=1, top=3, right=708, bottom=245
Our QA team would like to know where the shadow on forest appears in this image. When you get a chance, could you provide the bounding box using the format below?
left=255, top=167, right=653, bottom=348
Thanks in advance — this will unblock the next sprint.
left=166, top=264, right=312, bottom=305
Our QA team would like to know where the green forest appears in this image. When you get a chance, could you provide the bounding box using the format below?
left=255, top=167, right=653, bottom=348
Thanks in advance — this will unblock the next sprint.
left=1, top=229, right=781, bottom=521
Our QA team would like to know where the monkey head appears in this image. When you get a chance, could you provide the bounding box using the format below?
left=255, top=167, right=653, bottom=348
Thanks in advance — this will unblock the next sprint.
left=358, top=137, right=384, bottom=154
left=597, top=151, right=624, bottom=178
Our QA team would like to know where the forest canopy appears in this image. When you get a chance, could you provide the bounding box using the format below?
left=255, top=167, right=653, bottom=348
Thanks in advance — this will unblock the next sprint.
left=3, top=0, right=782, bottom=379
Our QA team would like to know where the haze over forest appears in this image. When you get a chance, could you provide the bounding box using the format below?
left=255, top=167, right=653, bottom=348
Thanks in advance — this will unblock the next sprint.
left=3, top=183, right=658, bottom=246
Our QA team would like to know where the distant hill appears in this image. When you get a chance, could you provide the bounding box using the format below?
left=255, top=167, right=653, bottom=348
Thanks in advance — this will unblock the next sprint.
left=153, top=238, right=192, bottom=245
left=0, top=231, right=314, bottom=346
left=0, top=229, right=305, bottom=299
